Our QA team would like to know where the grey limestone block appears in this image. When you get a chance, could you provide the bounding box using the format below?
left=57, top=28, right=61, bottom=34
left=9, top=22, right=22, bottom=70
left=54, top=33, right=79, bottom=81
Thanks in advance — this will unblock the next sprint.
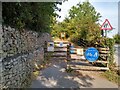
left=1, top=26, right=52, bottom=88
left=3, top=62, right=8, bottom=66
left=5, top=65, right=11, bottom=70
left=13, top=61, right=17, bottom=66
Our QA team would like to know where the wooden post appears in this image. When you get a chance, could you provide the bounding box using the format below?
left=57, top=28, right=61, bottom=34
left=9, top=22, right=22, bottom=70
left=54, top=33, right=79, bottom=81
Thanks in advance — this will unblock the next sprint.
left=67, top=43, right=71, bottom=60
left=107, top=47, right=109, bottom=68
left=66, top=43, right=71, bottom=69
left=44, top=41, right=47, bottom=60
left=98, top=47, right=110, bottom=69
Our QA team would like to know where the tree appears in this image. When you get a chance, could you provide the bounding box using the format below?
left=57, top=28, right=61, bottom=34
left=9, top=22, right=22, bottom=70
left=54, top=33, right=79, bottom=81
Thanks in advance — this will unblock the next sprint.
left=68, top=1, right=101, bottom=42
left=51, top=1, right=102, bottom=44
left=2, top=2, right=61, bottom=33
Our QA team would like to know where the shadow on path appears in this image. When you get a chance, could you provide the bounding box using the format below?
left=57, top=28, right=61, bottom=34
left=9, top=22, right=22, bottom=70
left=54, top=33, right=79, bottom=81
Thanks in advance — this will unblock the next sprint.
left=31, top=62, right=94, bottom=88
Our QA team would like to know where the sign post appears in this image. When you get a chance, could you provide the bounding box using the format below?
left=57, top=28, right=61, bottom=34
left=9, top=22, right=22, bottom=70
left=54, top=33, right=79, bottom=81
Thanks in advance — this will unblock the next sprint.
left=47, top=41, right=54, bottom=52
left=100, top=19, right=113, bottom=37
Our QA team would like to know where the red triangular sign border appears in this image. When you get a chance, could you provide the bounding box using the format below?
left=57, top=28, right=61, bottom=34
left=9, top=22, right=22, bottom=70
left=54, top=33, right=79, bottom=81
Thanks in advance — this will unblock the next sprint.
left=100, top=19, right=113, bottom=30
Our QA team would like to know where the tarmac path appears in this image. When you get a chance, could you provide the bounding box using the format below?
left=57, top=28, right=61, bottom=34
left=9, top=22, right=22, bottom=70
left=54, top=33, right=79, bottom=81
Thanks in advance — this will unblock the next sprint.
left=31, top=41, right=118, bottom=88
left=31, top=59, right=118, bottom=88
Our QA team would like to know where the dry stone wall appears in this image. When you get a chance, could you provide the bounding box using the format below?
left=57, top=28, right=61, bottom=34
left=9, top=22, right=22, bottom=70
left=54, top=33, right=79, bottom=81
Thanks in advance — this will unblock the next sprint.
left=0, top=26, right=51, bottom=88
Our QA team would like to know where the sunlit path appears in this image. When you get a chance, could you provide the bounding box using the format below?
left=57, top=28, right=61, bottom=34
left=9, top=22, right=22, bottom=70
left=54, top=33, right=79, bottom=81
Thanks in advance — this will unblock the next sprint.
left=31, top=59, right=118, bottom=88
left=31, top=40, right=118, bottom=88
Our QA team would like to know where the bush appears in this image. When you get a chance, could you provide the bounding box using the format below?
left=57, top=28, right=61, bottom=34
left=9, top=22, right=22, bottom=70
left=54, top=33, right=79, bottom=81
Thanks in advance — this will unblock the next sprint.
left=113, top=34, right=120, bottom=44
left=103, top=70, right=120, bottom=84
left=70, top=34, right=80, bottom=45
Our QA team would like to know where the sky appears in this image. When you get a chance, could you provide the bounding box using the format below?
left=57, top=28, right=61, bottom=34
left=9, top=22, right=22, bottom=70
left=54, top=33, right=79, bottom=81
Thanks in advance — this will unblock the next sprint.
left=56, top=0, right=119, bottom=38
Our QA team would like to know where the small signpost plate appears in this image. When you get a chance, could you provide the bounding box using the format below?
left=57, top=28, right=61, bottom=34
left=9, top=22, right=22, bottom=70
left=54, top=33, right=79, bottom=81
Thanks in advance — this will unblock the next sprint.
left=70, top=45, right=75, bottom=54
left=59, top=42, right=63, bottom=47
left=77, top=48, right=83, bottom=55
left=47, top=41, right=54, bottom=52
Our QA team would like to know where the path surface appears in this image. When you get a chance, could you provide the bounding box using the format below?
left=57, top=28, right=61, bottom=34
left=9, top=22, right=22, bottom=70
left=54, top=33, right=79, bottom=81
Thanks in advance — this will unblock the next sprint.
left=31, top=40, right=118, bottom=88
left=31, top=60, right=118, bottom=88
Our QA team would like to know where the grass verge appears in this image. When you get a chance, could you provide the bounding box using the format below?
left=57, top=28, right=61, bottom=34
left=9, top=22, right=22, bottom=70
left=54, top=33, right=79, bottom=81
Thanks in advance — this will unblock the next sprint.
left=102, top=70, right=120, bottom=85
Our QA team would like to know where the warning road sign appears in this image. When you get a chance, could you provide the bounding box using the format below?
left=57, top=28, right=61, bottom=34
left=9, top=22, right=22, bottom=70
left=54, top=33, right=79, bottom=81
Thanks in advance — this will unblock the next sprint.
left=100, top=19, right=113, bottom=30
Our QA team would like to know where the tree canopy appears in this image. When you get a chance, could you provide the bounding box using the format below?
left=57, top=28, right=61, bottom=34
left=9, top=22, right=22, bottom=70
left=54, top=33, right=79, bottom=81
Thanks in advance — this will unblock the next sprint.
left=2, top=2, right=61, bottom=33
left=51, top=1, right=102, bottom=44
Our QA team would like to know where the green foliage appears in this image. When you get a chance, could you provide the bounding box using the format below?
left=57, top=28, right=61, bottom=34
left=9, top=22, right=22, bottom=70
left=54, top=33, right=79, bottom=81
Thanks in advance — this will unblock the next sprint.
left=69, top=1, right=101, bottom=42
left=2, top=2, right=61, bottom=33
left=97, top=37, right=115, bottom=48
left=93, top=37, right=117, bottom=83
left=51, top=22, right=63, bottom=38
left=70, top=34, right=79, bottom=45
left=96, top=37, right=115, bottom=68
left=106, top=38, right=115, bottom=69
left=103, top=70, right=120, bottom=84
left=51, top=1, right=101, bottom=43
left=113, top=34, right=120, bottom=44
left=66, top=66, right=74, bottom=73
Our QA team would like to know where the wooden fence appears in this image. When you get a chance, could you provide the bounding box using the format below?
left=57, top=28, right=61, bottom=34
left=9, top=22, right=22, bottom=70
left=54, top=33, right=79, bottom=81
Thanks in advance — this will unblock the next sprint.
left=44, top=41, right=110, bottom=70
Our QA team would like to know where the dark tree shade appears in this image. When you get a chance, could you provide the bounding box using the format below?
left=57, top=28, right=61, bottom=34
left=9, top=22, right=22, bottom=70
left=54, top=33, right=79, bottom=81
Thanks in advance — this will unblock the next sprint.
left=2, top=2, right=61, bottom=33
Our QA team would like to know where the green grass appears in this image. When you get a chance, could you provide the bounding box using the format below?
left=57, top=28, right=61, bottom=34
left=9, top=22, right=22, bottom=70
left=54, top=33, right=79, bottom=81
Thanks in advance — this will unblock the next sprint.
left=102, top=70, right=120, bottom=85
left=65, top=66, right=74, bottom=73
